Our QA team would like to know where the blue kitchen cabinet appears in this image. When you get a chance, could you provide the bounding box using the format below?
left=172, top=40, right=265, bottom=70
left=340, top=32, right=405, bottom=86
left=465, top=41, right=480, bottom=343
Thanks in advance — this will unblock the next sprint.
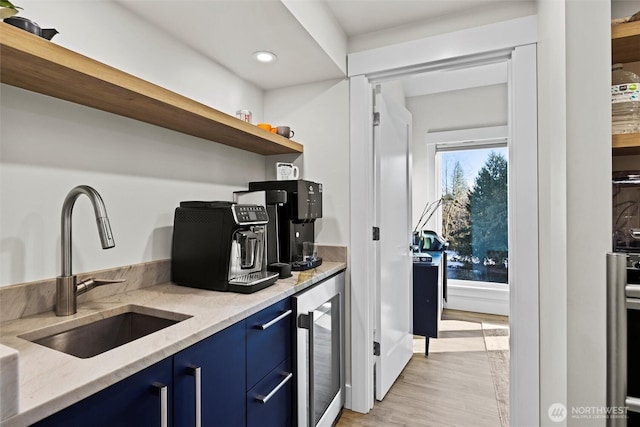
left=33, top=357, right=174, bottom=427
left=174, top=319, right=246, bottom=427
left=245, top=298, right=293, bottom=427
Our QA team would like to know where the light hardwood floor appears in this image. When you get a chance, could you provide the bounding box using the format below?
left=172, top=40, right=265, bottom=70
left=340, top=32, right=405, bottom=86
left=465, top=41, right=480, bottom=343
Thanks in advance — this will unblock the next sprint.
left=336, top=310, right=509, bottom=427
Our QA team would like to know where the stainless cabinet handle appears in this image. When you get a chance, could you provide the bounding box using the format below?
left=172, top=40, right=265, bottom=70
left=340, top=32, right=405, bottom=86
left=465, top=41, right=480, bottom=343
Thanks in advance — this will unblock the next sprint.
left=255, top=372, right=293, bottom=404
left=152, top=382, right=168, bottom=427
left=256, top=310, right=292, bottom=330
left=188, top=365, right=202, bottom=427
left=627, top=396, right=640, bottom=413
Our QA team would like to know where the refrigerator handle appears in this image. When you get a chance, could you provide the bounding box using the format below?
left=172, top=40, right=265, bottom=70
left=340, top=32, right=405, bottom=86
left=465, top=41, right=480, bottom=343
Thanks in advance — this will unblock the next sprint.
left=607, top=252, right=627, bottom=427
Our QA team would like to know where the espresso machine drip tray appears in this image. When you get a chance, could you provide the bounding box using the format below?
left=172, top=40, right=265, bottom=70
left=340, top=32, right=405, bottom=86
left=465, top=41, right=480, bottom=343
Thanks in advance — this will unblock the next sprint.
left=291, top=257, right=323, bottom=271
left=228, top=271, right=279, bottom=294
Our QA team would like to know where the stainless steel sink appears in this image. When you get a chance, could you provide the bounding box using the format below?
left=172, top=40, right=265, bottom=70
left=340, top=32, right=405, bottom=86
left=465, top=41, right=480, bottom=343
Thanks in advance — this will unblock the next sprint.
left=19, top=305, right=191, bottom=359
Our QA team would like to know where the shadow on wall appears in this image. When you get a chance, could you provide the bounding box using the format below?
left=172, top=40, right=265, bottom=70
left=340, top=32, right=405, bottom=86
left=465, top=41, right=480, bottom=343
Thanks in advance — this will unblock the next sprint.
left=0, top=237, right=25, bottom=285
left=1, top=86, right=265, bottom=187
left=145, top=226, right=174, bottom=261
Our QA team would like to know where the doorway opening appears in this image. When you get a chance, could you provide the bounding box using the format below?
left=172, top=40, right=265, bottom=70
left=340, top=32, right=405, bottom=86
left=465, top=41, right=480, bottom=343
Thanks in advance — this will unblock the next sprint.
left=347, top=17, right=538, bottom=425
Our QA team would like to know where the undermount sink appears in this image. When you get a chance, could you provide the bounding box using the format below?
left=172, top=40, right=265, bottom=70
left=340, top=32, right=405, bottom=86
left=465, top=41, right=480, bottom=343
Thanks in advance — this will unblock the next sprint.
left=19, top=305, right=191, bottom=359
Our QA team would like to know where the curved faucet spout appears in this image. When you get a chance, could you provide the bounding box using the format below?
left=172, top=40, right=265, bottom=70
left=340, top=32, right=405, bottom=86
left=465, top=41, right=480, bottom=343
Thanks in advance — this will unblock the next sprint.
left=60, top=185, right=115, bottom=278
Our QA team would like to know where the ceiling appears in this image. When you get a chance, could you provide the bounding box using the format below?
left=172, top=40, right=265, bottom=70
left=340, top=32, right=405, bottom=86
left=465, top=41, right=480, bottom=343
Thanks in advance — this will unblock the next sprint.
left=325, top=0, right=513, bottom=36
left=115, top=0, right=528, bottom=91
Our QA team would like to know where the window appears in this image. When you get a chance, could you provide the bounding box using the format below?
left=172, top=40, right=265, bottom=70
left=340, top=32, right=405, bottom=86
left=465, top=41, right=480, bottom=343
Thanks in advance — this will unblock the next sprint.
left=439, top=146, right=508, bottom=285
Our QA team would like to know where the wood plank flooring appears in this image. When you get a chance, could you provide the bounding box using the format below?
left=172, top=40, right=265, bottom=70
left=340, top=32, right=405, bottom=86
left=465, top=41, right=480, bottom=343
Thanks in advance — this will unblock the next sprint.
left=336, top=310, right=509, bottom=427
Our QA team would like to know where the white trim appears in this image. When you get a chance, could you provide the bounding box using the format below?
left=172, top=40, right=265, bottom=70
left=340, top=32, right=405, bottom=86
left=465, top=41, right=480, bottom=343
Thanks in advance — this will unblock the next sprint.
left=348, top=75, right=375, bottom=413
left=444, top=281, right=510, bottom=316
left=508, top=43, right=539, bottom=426
left=348, top=15, right=537, bottom=77
left=426, top=125, right=508, bottom=145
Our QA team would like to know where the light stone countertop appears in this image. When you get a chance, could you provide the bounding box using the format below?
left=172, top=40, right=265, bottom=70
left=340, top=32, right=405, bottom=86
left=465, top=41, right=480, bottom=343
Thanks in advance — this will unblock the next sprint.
left=0, top=262, right=346, bottom=427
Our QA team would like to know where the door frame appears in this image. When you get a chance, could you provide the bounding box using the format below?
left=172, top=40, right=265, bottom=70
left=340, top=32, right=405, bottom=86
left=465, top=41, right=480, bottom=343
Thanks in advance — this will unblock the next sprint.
left=348, top=15, right=539, bottom=426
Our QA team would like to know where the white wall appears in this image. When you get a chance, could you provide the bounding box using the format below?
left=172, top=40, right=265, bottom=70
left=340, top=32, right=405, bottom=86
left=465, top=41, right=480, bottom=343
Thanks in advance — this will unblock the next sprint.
left=406, top=84, right=508, bottom=229
left=537, top=1, right=611, bottom=425
left=0, top=1, right=267, bottom=286
left=612, top=0, right=640, bottom=19
left=263, top=79, right=350, bottom=247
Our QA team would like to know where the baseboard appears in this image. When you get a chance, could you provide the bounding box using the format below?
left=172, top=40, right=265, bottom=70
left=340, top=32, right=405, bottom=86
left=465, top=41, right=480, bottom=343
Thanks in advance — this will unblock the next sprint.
left=344, top=383, right=352, bottom=410
left=444, top=282, right=509, bottom=316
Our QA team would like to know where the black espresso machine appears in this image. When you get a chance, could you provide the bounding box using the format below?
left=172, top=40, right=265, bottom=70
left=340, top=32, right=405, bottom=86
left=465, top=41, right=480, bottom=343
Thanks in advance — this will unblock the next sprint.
left=171, top=201, right=279, bottom=293
left=249, top=180, right=323, bottom=271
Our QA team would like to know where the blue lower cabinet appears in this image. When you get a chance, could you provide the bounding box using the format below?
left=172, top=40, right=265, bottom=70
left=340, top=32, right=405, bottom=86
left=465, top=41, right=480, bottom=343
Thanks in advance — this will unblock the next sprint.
left=174, top=320, right=246, bottom=427
left=34, top=357, right=174, bottom=427
left=246, top=298, right=291, bottom=389
left=247, top=359, right=293, bottom=427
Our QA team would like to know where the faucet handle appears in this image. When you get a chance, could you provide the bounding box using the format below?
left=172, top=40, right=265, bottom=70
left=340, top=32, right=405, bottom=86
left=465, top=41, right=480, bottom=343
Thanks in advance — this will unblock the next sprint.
left=77, top=277, right=126, bottom=295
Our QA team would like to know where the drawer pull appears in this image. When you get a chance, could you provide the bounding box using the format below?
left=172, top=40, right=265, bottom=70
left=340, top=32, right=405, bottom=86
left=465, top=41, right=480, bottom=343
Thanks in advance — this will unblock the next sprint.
left=255, top=372, right=293, bottom=404
left=256, top=310, right=292, bottom=330
left=188, top=365, right=202, bottom=427
left=152, top=382, right=168, bottom=427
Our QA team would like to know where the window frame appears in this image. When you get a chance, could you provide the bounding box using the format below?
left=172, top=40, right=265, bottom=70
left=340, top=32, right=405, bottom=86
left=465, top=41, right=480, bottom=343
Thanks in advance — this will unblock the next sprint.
left=426, top=126, right=509, bottom=291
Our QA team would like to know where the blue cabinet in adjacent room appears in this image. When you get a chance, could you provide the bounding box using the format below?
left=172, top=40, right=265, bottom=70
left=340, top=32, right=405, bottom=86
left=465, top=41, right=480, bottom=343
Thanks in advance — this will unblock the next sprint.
left=413, top=252, right=446, bottom=355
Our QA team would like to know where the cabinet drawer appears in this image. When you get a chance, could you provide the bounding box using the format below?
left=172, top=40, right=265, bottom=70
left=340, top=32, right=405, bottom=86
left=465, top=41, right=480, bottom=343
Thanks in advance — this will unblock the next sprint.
left=247, top=359, right=293, bottom=427
left=246, top=298, right=291, bottom=389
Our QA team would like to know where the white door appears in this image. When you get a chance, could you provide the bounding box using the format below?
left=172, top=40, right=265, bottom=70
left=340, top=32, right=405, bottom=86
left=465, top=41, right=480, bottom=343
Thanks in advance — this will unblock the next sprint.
left=373, top=86, right=414, bottom=400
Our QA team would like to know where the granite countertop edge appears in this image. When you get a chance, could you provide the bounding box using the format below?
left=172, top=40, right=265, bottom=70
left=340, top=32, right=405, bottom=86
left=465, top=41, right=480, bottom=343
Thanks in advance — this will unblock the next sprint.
left=0, top=262, right=346, bottom=427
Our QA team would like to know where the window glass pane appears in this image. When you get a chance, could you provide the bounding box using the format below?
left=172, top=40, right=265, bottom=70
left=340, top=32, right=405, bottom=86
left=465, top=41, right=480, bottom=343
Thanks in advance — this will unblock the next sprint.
left=440, top=147, right=508, bottom=284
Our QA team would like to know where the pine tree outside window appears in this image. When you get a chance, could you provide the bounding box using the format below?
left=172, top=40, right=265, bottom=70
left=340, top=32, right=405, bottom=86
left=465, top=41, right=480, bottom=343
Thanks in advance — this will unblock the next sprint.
left=439, top=147, right=509, bottom=285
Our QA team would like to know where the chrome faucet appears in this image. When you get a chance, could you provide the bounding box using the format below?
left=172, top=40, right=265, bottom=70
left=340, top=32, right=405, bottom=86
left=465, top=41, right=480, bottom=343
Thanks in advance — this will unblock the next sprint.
left=56, top=185, right=122, bottom=316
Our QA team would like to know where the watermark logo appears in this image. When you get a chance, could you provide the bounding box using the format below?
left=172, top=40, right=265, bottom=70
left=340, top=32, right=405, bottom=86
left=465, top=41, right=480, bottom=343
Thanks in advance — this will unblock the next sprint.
left=548, top=403, right=567, bottom=423
left=548, top=403, right=628, bottom=422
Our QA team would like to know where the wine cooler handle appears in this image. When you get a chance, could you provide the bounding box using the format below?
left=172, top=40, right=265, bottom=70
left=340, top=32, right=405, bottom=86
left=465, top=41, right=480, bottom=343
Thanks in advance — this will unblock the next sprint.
left=152, top=382, right=168, bottom=427
left=299, top=311, right=315, bottom=427
left=188, top=365, right=202, bottom=427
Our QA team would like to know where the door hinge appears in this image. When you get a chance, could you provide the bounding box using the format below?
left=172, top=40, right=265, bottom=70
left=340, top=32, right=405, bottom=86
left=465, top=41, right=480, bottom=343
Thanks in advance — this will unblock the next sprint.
left=372, top=226, right=380, bottom=241
left=373, top=112, right=380, bottom=127
left=298, top=313, right=311, bottom=330
left=373, top=341, right=381, bottom=356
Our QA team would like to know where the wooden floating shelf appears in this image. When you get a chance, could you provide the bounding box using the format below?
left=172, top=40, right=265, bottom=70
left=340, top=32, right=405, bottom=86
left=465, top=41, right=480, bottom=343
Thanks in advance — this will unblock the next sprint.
left=612, top=20, right=640, bottom=64
left=611, top=21, right=640, bottom=155
left=0, top=22, right=303, bottom=156
left=612, top=133, right=640, bottom=155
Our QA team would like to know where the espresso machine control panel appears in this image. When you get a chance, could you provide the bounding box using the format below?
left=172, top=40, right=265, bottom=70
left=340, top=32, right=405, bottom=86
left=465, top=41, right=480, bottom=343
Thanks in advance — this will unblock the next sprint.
left=232, top=204, right=269, bottom=225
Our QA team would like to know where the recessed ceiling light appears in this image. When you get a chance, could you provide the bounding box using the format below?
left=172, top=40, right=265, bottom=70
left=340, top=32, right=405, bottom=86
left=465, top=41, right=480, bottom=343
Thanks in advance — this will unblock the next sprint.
left=253, top=51, right=277, bottom=63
